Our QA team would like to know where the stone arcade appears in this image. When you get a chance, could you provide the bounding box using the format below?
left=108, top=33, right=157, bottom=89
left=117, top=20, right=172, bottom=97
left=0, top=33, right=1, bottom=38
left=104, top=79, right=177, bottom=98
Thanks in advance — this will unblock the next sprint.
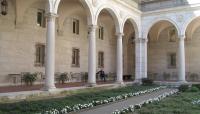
left=0, top=0, right=200, bottom=91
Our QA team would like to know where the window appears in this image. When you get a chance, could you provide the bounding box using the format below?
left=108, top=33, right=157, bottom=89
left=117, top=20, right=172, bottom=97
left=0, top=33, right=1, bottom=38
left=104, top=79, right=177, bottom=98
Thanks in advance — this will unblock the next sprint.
left=168, top=53, right=176, bottom=68
left=98, top=51, right=104, bottom=68
left=35, top=44, right=45, bottom=66
left=72, top=19, right=79, bottom=35
left=72, top=48, right=80, bottom=67
left=98, top=26, right=104, bottom=40
left=37, top=9, right=46, bottom=28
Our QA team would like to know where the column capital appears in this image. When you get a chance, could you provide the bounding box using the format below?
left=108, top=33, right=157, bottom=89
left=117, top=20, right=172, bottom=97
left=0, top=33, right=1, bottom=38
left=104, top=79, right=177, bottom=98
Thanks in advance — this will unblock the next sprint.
left=116, top=33, right=124, bottom=37
left=88, top=25, right=98, bottom=29
left=135, top=38, right=148, bottom=43
left=46, top=12, right=58, bottom=17
left=88, top=25, right=98, bottom=33
left=45, top=13, right=58, bottom=21
left=178, top=35, right=185, bottom=40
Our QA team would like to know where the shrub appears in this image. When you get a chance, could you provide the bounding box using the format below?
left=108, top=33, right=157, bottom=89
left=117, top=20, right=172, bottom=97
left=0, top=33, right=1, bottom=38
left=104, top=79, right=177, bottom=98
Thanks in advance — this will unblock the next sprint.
left=83, top=72, right=88, bottom=82
left=22, top=72, right=37, bottom=86
left=142, top=78, right=154, bottom=86
left=178, top=84, right=189, bottom=92
left=192, top=84, right=200, bottom=90
left=58, top=73, right=69, bottom=84
left=190, top=86, right=199, bottom=92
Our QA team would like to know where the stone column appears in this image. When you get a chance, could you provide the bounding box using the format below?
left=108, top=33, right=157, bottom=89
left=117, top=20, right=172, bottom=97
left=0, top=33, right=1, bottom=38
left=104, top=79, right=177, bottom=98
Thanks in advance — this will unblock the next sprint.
left=178, top=36, right=186, bottom=83
left=135, top=38, right=148, bottom=83
left=44, top=13, right=57, bottom=91
left=143, top=38, right=148, bottom=79
left=116, top=33, right=124, bottom=84
left=88, top=25, right=97, bottom=87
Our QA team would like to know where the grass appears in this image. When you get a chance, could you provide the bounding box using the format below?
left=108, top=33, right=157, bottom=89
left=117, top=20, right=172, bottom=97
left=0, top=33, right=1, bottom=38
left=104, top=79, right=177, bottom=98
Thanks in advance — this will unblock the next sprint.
left=0, top=85, right=157, bottom=114
left=134, top=91, right=200, bottom=114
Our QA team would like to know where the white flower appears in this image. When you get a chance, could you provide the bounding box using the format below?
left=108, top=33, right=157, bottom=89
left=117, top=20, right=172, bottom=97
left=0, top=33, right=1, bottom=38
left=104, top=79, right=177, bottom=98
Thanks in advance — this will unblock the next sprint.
left=41, top=86, right=168, bottom=114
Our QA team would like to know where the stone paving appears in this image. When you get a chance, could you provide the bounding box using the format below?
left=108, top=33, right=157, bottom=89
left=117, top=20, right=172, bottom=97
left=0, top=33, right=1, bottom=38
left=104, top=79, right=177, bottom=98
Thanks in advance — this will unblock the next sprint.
left=76, top=88, right=175, bottom=114
left=0, top=81, right=119, bottom=93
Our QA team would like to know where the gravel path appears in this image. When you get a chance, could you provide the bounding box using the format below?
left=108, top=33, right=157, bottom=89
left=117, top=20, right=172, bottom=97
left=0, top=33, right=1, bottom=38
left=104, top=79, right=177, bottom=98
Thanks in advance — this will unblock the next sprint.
left=75, top=88, right=175, bottom=114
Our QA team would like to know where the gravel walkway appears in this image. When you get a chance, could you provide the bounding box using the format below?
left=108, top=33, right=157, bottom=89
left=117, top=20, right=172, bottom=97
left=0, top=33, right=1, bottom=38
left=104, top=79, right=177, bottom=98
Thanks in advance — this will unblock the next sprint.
left=75, top=88, right=175, bottom=114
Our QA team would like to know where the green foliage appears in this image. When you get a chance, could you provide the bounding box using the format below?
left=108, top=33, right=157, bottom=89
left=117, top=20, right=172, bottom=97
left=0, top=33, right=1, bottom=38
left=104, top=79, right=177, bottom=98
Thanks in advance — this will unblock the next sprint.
left=0, top=85, right=157, bottom=114
left=135, top=92, right=200, bottom=114
left=142, top=78, right=154, bottom=86
left=82, top=72, right=88, bottom=82
left=192, top=84, right=200, bottom=90
left=58, top=73, right=68, bottom=84
left=22, top=73, right=37, bottom=86
left=178, top=84, right=189, bottom=92
left=189, top=86, right=199, bottom=92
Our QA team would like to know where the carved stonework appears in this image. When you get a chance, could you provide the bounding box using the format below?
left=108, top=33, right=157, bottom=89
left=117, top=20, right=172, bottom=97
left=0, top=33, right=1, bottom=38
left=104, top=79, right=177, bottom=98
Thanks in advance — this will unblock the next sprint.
left=135, top=38, right=148, bottom=43
left=120, top=11, right=124, bottom=19
left=176, top=14, right=184, bottom=22
left=92, top=0, right=100, bottom=7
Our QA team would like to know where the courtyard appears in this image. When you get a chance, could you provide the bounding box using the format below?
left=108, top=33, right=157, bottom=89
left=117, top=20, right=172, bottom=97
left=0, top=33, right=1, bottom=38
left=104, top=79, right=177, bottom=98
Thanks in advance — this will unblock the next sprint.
left=0, top=83, right=200, bottom=114
left=1, top=0, right=200, bottom=114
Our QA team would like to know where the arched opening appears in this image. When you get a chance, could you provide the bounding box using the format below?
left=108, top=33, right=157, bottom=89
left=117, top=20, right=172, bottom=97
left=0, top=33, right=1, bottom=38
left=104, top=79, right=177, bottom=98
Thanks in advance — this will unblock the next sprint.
left=147, top=20, right=179, bottom=82
left=96, top=8, right=120, bottom=82
left=123, top=19, right=137, bottom=81
left=54, top=0, right=92, bottom=83
left=185, top=17, right=200, bottom=82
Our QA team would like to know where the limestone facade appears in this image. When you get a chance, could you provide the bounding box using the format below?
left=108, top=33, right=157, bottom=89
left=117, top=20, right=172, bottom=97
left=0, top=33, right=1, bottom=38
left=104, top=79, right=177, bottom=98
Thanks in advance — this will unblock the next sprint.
left=0, top=0, right=200, bottom=87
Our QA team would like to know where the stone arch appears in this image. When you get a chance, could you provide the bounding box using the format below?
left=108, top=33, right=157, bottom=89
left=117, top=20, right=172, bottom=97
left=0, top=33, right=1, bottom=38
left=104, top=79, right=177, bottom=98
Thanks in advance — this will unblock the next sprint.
left=144, top=17, right=181, bottom=39
left=95, top=4, right=121, bottom=33
left=47, top=0, right=94, bottom=25
left=183, top=16, right=200, bottom=39
left=122, top=16, right=139, bottom=38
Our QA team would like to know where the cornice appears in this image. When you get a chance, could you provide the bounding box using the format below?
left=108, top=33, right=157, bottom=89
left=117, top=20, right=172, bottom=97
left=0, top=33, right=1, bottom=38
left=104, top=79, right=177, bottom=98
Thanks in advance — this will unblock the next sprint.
left=114, top=0, right=142, bottom=15
left=142, top=3, right=200, bottom=17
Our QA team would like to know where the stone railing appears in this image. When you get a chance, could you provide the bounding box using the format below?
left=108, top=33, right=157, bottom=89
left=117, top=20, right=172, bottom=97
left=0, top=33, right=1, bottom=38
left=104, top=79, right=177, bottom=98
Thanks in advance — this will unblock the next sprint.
left=141, top=0, right=200, bottom=12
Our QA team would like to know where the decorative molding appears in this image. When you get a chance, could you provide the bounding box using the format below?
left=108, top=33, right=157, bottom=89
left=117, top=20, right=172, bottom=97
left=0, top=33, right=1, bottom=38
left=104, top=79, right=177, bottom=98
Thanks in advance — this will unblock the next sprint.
left=120, top=11, right=124, bottom=18
left=176, top=14, right=184, bottom=23
left=178, top=35, right=186, bottom=40
left=88, top=25, right=98, bottom=34
left=135, top=38, right=148, bottom=43
left=92, top=0, right=100, bottom=7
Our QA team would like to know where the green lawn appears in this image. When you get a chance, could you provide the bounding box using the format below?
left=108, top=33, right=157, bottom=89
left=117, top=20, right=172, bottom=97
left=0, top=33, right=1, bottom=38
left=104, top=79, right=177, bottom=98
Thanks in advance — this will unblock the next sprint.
left=134, top=91, right=200, bottom=114
left=0, top=85, right=157, bottom=114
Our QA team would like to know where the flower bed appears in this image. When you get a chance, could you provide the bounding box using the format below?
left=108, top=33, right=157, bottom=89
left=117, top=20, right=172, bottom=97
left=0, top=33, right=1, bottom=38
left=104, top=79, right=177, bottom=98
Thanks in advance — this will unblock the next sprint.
left=39, top=86, right=166, bottom=114
left=112, top=89, right=179, bottom=114
left=192, top=99, right=200, bottom=105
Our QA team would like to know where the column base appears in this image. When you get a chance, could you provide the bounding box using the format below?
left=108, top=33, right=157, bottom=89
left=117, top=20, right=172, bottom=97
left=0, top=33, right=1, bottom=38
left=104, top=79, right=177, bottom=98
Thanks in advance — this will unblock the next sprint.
left=42, top=85, right=56, bottom=92
left=87, top=83, right=97, bottom=87
left=178, top=80, right=188, bottom=84
left=133, top=79, right=142, bottom=85
left=115, top=81, right=124, bottom=86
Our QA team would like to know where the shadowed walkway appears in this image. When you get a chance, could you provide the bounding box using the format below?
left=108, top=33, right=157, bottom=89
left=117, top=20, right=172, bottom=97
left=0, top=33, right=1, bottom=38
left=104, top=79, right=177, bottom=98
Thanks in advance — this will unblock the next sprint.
left=0, top=81, right=120, bottom=93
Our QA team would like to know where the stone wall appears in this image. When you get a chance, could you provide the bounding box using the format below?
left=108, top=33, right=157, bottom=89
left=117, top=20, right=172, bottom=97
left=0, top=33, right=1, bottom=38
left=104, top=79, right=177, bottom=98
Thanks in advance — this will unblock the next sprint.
left=148, top=26, right=200, bottom=81
left=0, top=0, right=118, bottom=86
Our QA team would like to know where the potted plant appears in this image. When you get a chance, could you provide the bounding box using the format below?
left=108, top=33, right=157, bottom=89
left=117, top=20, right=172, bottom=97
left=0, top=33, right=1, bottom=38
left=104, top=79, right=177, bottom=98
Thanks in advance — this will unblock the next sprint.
left=22, top=72, right=37, bottom=86
left=58, top=73, right=68, bottom=84
left=83, top=72, right=88, bottom=82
